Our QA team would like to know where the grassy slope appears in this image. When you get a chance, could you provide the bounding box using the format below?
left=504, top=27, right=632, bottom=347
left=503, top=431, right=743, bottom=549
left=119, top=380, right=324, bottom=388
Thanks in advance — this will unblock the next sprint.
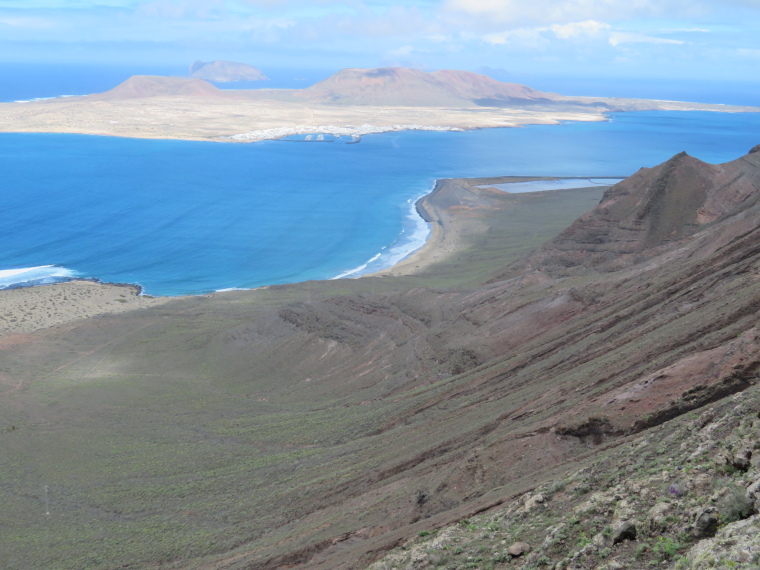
left=0, top=186, right=606, bottom=569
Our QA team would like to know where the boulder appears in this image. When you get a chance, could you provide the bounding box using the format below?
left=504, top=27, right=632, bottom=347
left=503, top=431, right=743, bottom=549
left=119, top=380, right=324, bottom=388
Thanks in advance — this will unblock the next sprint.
left=692, top=508, right=719, bottom=538
left=508, top=542, right=531, bottom=557
left=732, top=446, right=753, bottom=471
left=611, top=520, right=637, bottom=544
left=524, top=493, right=546, bottom=511
left=747, top=477, right=760, bottom=505
left=646, top=502, right=672, bottom=533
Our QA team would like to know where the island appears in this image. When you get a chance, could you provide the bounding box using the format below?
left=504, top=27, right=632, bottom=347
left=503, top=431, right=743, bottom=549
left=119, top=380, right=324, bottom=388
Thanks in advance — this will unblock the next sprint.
left=0, top=67, right=755, bottom=142
left=188, top=60, right=268, bottom=82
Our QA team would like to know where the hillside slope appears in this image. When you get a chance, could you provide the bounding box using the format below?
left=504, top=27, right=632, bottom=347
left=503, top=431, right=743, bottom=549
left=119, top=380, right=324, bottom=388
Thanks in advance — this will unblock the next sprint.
left=371, top=387, right=760, bottom=569
left=300, top=67, right=555, bottom=106
left=0, top=149, right=758, bottom=569
left=524, top=146, right=760, bottom=274
left=87, top=75, right=224, bottom=100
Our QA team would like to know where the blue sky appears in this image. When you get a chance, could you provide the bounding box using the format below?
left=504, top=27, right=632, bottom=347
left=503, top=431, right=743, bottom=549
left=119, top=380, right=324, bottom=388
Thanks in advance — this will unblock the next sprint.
left=1, top=0, right=759, bottom=83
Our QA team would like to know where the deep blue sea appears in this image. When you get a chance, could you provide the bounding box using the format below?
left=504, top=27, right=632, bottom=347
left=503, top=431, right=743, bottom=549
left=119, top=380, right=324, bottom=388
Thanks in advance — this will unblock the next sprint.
left=1, top=66, right=759, bottom=296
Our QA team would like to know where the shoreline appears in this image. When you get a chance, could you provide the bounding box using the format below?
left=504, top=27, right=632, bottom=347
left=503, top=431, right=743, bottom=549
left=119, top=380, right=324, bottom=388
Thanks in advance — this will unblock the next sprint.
left=365, top=175, right=624, bottom=278
left=0, top=175, right=620, bottom=336
left=362, top=181, right=448, bottom=278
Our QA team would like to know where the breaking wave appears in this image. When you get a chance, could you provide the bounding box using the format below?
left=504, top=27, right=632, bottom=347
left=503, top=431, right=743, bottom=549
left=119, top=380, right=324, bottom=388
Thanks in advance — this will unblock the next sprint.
left=0, top=265, right=78, bottom=290
left=333, top=190, right=431, bottom=279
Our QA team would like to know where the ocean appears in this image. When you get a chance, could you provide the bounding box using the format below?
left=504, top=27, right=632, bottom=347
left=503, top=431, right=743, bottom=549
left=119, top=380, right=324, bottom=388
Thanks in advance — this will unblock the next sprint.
left=1, top=67, right=759, bottom=295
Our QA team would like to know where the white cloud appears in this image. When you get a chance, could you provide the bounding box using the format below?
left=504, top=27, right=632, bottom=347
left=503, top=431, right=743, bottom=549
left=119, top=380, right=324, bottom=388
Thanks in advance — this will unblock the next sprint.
left=550, top=19, right=610, bottom=39
left=609, top=31, right=685, bottom=46
left=483, top=27, right=549, bottom=49
left=442, top=0, right=664, bottom=28
left=388, top=44, right=414, bottom=56
left=483, top=19, right=609, bottom=47
left=0, top=16, right=54, bottom=28
left=737, top=47, right=760, bottom=58
left=480, top=17, right=690, bottom=56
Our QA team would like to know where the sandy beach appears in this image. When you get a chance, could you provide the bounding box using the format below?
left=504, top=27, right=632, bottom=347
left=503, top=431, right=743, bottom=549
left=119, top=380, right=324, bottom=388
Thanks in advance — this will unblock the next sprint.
left=369, top=175, right=591, bottom=277
left=367, top=180, right=463, bottom=277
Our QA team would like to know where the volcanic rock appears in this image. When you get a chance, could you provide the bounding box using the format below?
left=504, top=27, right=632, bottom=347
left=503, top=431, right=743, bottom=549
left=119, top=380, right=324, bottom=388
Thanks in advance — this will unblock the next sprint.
left=611, top=520, right=637, bottom=544
left=526, top=148, right=760, bottom=273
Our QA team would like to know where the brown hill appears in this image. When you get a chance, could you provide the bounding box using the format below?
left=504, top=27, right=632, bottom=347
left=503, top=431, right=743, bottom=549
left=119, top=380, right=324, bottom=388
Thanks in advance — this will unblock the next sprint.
left=1, top=148, right=758, bottom=569
left=189, top=60, right=268, bottom=82
left=430, top=69, right=556, bottom=104
left=86, top=75, right=223, bottom=101
left=300, top=67, right=555, bottom=106
left=524, top=148, right=760, bottom=274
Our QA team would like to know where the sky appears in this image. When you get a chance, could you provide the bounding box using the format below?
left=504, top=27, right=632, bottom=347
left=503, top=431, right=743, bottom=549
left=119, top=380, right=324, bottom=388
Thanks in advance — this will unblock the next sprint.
left=1, top=0, right=760, bottom=84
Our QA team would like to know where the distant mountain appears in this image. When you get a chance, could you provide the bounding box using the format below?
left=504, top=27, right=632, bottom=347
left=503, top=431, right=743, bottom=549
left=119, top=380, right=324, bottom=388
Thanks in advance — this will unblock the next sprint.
left=300, top=67, right=555, bottom=106
left=189, top=60, right=268, bottom=82
left=86, top=75, right=223, bottom=100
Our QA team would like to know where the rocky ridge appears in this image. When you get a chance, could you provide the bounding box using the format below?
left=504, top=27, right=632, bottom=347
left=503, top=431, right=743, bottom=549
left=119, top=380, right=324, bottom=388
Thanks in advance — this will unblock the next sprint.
left=524, top=150, right=760, bottom=275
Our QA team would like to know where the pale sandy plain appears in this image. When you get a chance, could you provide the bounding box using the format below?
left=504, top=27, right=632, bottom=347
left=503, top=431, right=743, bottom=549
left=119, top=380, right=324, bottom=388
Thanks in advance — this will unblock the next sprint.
left=0, top=281, right=170, bottom=336
left=1, top=89, right=756, bottom=142
left=0, top=93, right=602, bottom=141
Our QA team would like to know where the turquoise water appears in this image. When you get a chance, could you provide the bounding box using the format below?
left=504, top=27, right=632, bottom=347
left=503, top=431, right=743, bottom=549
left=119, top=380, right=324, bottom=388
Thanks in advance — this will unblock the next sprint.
left=1, top=111, right=759, bottom=295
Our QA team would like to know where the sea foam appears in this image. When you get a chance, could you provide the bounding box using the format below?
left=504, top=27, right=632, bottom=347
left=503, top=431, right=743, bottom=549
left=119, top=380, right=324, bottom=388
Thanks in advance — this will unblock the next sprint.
left=0, top=265, right=77, bottom=290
